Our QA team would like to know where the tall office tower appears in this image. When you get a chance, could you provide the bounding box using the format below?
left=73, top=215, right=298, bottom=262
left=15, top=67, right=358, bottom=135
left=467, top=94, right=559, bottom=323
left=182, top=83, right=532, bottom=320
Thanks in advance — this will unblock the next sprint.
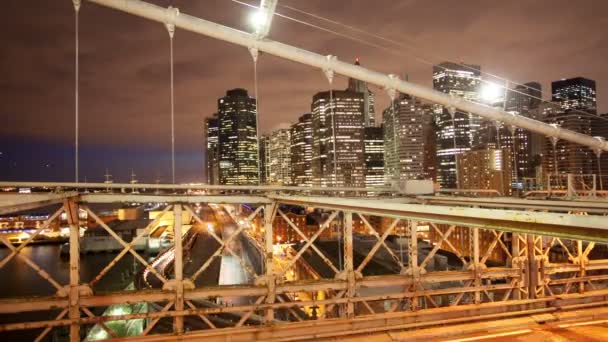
left=433, top=62, right=481, bottom=188
left=268, top=128, right=292, bottom=185
left=542, top=77, right=599, bottom=179
left=383, top=93, right=427, bottom=184
left=552, top=77, right=597, bottom=114
left=542, top=113, right=595, bottom=177
left=217, top=88, right=259, bottom=185
left=204, top=113, right=219, bottom=185
left=347, top=58, right=376, bottom=127
left=291, top=113, right=313, bottom=187
left=311, top=90, right=366, bottom=188
left=457, top=149, right=512, bottom=195
left=484, top=82, right=543, bottom=183
left=259, top=135, right=270, bottom=185
left=364, top=126, right=385, bottom=187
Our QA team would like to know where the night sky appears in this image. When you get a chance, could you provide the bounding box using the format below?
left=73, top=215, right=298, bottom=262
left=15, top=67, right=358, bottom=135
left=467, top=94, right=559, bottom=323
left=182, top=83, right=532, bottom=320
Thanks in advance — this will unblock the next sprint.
left=1, top=0, right=606, bottom=183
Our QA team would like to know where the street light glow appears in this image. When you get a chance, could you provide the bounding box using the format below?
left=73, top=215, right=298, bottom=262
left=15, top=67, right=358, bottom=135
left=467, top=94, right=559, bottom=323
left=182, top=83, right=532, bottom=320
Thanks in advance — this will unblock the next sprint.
left=480, top=82, right=503, bottom=103
left=250, top=10, right=267, bottom=31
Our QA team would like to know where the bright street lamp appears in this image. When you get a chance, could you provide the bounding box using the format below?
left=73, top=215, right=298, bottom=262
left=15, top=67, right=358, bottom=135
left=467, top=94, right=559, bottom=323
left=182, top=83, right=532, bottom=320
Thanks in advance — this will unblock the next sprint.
left=480, top=82, right=504, bottom=104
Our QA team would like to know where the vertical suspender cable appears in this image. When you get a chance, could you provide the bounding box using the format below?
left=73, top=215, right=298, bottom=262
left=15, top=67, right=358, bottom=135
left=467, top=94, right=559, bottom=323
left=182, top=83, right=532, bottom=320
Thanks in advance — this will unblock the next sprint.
left=600, top=154, right=604, bottom=191
left=170, top=34, right=175, bottom=184
left=73, top=1, right=80, bottom=183
left=165, top=6, right=178, bottom=185
left=250, top=48, right=261, bottom=184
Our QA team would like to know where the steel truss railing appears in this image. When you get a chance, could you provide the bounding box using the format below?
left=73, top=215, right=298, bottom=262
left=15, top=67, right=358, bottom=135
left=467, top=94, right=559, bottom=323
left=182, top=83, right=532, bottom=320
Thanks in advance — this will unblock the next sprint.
left=0, top=193, right=607, bottom=341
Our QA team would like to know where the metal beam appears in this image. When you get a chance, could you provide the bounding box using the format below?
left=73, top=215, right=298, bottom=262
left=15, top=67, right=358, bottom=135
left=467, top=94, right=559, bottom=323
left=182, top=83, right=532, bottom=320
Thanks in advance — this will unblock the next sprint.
left=416, top=196, right=608, bottom=214
left=80, top=193, right=271, bottom=204
left=0, top=193, right=77, bottom=215
left=85, top=0, right=608, bottom=152
left=269, top=195, right=608, bottom=242
left=0, top=181, right=391, bottom=193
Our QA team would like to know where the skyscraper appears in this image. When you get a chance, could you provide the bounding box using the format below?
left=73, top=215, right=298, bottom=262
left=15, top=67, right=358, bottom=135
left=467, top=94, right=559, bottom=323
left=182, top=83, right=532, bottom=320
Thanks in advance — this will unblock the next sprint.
left=291, top=113, right=313, bottom=187
left=552, top=77, right=597, bottom=114
left=311, top=90, right=366, bottom=188
left=268, top=128, right=292, bottom=185
left=542, top=111, right=595, bottom=177
left=259, top=135, right=270, bottom=185
left=204, top=113, right=219, bottom=185
left=217, top=88, right=259, bottom=185
left=382, top=93, right=429, bottom=184
left=543, top=78, right=598, bottom=178
left=364, top=126, right=385, bottom=187
left=433, top=62, right=481, bottom=188
left=347, top=58, right=376, bottom=127
left=494, top=82, right=544, bottom=182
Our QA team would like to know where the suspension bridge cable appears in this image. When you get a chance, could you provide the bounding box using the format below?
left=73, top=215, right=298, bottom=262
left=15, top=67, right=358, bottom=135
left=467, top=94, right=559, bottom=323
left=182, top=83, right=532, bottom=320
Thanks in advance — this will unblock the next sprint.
left=166, top=7, right=177, bottom=185
left=275, top=3, right=606, bottom=121
left=170, top=35, right=175, bottom=184
left=232, top=0, right=606, bottom=124
left=73, top=1, right=80, bottom=183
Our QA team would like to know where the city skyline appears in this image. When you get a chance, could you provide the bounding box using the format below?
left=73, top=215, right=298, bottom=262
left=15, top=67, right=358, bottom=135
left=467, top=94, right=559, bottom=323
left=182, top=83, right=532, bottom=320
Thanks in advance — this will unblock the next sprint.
left=1, top=0, right=607, bottom=182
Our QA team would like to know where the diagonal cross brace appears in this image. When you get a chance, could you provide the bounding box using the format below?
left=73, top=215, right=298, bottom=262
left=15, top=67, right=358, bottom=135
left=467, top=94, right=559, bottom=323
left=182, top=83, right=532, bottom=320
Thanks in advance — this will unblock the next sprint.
left=90, top=205, right=173, bottom=286
left=278, top=211, right=340, bottom=278
left=0, top=236, right=64, bottom=292
left=358, top=213, right=406, bottom=270
left=278, top=209, right=339, bottom=274
left=84, top=206, right=168, bottom=284
left=186, top=205, right=258, bottom=282
left=0, top=207, right=63, bottom=269
left=357, top=218, right=400, bottom=273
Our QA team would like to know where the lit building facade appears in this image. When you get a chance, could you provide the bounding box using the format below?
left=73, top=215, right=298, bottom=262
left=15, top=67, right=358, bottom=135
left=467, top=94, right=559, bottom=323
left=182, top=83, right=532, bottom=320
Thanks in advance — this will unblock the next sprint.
left=543, top=111, right=595, bottom=176
left=311, top=90, right=366, bottom=188
left=291, top=113, right=313, bottom=187
left=217, top=88, right=259, bottom=185
left=204, top=113, right=219, bottom=185
left=259, top=135, right=270, bottom=185
left=364, top=126, right=385, bottom=187
left=348, top=58, right=376, bottom=127
left=480, top=82, right=544, bottom=185
left=457, top=149, right=512, bottom=195
left=383, top=93, right=429, bottom=184
left=268, top=128, right=292, bottom=185
left=542, top=78, right=599, bottom=178
left=433, top=62, right=482, bottom=188
left=552, top=77, right=597, bottom=114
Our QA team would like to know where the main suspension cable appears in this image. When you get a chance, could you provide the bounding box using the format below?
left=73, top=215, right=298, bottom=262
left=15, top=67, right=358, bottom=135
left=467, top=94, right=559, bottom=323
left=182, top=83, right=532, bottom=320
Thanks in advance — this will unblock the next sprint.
left=273, top=2, right=605, bottom=122
left=232, top=0, right=605, bottom=125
